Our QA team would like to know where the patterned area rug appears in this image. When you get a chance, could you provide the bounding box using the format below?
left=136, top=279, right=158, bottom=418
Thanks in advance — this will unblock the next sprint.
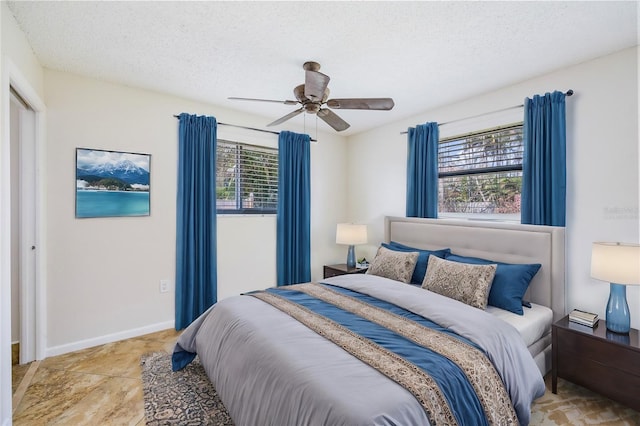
left=141, top=352, right=640, bottom=425
left=141, top=352, right=233, bottom=425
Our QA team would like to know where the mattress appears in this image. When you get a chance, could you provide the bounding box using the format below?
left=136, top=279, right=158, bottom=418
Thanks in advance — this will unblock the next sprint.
left=486, top=302, right=553, bottom=347
left=486, top=302, right=553, bottom=375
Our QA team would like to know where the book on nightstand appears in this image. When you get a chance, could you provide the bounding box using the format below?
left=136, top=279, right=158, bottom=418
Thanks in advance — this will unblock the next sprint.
left=569, top=309, right=599, bottom=327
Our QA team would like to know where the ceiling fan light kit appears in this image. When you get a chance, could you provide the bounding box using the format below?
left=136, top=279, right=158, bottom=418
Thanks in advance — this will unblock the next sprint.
left=229, top=61, right=395, bottom=132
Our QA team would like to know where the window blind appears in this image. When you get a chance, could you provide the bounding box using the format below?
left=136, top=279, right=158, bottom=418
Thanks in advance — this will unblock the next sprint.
left=438, top=124, right=523, bottom=177
left=216, top=140, right=278, bottom=214
left=438, top=123, right=523, bottom=215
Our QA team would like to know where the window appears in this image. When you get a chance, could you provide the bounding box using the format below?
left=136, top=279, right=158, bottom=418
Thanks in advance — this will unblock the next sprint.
left=438, top=123, right=523, bottom=218
left=216, top=140, right=278, bottom=214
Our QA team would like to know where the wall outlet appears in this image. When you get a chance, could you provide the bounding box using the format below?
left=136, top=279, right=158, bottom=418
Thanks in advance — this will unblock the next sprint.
left=160, top=279, right=170, bottom=293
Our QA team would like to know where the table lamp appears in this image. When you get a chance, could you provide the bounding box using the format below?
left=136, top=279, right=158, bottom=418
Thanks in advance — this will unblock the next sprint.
left=336, top=223, right=367, bottom=268
left=591, top=242, right=640, bottom=334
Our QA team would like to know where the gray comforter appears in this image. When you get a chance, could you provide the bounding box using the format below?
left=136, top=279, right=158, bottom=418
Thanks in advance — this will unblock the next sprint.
left=174, top=274, right=545, bottom=425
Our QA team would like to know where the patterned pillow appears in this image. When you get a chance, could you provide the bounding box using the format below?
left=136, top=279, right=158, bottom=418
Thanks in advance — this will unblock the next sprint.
left=381, top=242, right=451, bottom=285
left=421, top=255, right=497, bottom=310
left=366, top=246, right=419, bottom=283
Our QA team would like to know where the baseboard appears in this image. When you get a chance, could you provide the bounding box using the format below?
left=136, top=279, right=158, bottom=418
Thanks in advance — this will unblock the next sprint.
left=45, top=320, right=175, bottom=358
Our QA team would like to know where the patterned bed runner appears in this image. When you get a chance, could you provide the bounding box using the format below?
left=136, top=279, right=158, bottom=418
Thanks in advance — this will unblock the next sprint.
left=248, top=283, right=518, bottom=426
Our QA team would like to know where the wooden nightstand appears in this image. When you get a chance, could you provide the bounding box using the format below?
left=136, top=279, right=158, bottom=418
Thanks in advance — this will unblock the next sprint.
left=323, top=264, right=368, bottom=279
left=552, top=315, right=640, bottom=411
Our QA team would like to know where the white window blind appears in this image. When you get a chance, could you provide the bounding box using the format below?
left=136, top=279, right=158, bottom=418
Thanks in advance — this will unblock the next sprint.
left=216, top=140, right=278, bottom=214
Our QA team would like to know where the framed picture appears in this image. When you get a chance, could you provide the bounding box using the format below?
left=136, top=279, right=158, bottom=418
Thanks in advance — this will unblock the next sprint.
left=76, top=148, right=151, bottom=218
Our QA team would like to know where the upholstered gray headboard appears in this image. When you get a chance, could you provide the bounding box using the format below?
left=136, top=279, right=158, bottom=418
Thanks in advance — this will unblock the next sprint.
left=384, top=216, right=566, bottom=322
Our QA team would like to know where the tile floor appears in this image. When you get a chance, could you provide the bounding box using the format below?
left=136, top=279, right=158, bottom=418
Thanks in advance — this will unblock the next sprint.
left=10, top=328, right=640, bottom=425
left=11, top=329, right=180, bottom=425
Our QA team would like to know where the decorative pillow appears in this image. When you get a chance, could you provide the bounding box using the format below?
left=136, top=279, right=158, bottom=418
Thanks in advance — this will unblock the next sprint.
left=366, top=246, right=419, bottom=284
left=445, top=254, right=541, bottom=315
left=381, top=241, right=451, bottom=285
left=422, top=255, right=497, bottom=310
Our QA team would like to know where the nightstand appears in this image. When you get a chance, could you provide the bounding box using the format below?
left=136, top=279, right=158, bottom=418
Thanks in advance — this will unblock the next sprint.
left=552, top=315, right=640, bottom=411
left=323, top=264, right=368, bottom=279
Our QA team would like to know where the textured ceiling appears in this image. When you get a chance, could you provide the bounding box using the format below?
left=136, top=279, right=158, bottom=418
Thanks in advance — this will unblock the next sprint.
left=7, top=1, right=639, bottom=136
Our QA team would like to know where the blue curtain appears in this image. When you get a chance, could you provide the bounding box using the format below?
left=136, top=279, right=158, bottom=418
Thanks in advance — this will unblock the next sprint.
left=521, top=91, right=567, bottom=226
left=277, top=131, right=311, bottom=286
left=175, top=113, right=218, bottom=330
left=406, top=122, right=439, bottom=218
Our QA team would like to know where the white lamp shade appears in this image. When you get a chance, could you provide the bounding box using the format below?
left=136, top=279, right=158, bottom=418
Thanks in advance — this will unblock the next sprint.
left=336, top=223, right=367, bottom=245
left=591, top=242, right=640, bottom=285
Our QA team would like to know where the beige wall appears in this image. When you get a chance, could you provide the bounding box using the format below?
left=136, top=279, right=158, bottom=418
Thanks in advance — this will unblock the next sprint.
left=1, top=3, right=44, bottom=99
left=43, top=69, right=348, bottom=352
left=347, top=47, right=640, bottom=327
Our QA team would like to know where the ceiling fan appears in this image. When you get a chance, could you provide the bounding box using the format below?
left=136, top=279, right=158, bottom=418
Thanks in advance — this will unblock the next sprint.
left=228, top=61, right=395, bottom=132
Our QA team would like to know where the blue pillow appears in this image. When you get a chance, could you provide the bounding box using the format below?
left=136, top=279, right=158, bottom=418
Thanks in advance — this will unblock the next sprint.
left=381, top=241, right=451, bottom=285
left=444, top=254, right=541, bottom=315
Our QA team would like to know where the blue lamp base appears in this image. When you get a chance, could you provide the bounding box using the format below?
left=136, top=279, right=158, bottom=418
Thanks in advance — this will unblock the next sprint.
left=346, top=245, right=356, bottom=268
left=606, top=283, right=630, bottom=334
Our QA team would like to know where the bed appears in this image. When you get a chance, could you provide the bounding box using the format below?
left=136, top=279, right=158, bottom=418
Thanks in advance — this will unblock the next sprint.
left=173, top=216, right=566, bottom=425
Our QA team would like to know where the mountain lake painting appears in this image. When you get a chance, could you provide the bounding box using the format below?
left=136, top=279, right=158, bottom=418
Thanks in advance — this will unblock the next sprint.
left=76, top=148, right=150, bottom=218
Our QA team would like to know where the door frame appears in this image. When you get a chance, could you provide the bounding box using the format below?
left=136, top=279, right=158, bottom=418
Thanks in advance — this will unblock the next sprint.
left=1, top=57, right=46, bottom=421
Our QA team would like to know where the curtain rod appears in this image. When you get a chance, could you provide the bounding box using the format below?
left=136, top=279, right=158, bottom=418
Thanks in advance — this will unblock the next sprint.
left=400, top=89, right=574, bottom=135
left=173, top=115, right=317, bottom=142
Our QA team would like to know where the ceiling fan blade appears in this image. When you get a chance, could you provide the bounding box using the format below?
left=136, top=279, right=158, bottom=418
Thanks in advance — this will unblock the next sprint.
left=304, top=70, right=330, bottom=102
left=326, top=98, right=395, bottom=110
left=317, top=108, right=350, bottom=132
left=228, top=97, right=298, bottom=105
left=267, top=107, right=304, bottom=127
